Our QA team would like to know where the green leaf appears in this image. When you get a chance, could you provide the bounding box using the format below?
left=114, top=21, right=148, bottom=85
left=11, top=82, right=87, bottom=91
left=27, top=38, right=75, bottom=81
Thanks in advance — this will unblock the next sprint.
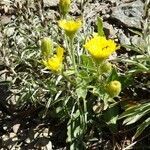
left=107, top=68, right=119, bottom=82
left=76, top=86, right=87, bottom=99
left=67, top=119, right=73, bottom=143
left=97, top=17, right=105, bottom=37
left=119, top=103, right=150, bottom=120
left=123, top=108, right=150, bottom=125
left=133, top=118, right=150, bottom=139
left=74, top=126, right=82, bottom=138
left=128, top=28, right=143, bottom=37
left=119, top=103, right=150, bottom=126
left=81, top=54, right=94, bottom=69
left=118, top=74, right=133, bottom=89
left=103, top=104, right=119, bottom=132
left=122, top=44, right=143, bottom=54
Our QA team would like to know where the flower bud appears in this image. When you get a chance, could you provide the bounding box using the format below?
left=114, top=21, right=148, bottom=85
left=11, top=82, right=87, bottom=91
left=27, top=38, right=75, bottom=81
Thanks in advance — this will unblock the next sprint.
left=100, top=61, right=112, bottom=73
left=106, top=80, right=121, bottom=98
left=41, top=37, right=52, bottom=58
left=59, top=0, right=71, bottom=17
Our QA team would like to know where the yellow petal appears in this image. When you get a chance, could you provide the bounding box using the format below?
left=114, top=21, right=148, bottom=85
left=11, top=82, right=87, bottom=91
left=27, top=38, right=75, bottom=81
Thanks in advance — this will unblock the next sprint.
left=56, top=46, right=64, bottom=59
left=84, top=36, right=119, bottom=60
left=58, top=19, right=82, bottom=38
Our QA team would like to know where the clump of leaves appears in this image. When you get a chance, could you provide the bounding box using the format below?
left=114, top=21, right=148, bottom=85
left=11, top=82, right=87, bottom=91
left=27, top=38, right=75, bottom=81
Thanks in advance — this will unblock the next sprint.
left=38, top=0, right=122, bottom=147
left=118, top=15, right=150, bottom=141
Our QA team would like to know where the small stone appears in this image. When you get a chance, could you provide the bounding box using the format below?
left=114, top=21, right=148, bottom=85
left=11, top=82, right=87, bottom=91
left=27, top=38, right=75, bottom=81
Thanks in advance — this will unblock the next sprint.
left=103, top=14, right=110, bottom=19
left=46, top=141, right=52, bottom=150
left=3, top=126, right=7, bottom=130
left=13, top=124, right=20, bottom=133
left=42, top=128, right=49, bottom=137
left=25, top=138, right=31, bottom=144
left=34, top=132, right=39, bottom=139
left=2, top=135, right=9, bottom=141
left=0, top=16, right=12, bottom=25
left=9, top=132, right=16, bottom=138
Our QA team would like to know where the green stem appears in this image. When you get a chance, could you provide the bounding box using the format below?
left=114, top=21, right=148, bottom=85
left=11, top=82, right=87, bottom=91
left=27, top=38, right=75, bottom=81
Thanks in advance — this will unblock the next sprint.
left=70, top=38, right=77, bottom=73
left=95, top=62, right=101, bottom=77
left=61, top=71, right=75, bottom=86
left=83, top=98, right=87, bottom=131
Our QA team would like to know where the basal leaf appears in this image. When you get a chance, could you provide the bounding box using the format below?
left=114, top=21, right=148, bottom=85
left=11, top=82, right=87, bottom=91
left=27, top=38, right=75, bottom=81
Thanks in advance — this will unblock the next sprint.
left=133, top=118, right=150, bottom=139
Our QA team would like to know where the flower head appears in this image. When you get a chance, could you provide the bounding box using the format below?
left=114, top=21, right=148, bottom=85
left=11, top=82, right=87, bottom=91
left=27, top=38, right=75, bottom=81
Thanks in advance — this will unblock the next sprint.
left=84, top=36, right=119, bottom=60
left=59, top=0, right=71, bottom=16
left=42, top=47, right=64, bottom=72
left=58, top=19, right=82, bottom=39
left=106, top=80, right=121, bottom=98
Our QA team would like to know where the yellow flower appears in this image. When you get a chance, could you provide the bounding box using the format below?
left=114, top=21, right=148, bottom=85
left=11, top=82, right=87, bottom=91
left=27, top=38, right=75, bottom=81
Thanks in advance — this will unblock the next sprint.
left=59, top=0, right=71, bottom=16
left=58, top=19, right=82, bottom=39
left=84, top=36, right=119, bottom=60
left=106, top=80, right=121, bottom=98
left=42, top=47, right=64, bottom=72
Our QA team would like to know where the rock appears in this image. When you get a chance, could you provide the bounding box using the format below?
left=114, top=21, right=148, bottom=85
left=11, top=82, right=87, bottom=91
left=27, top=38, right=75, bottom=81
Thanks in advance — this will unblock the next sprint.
left=13, top=124, right=20, bottom=133
left=44, top=10, right=58, bottom=20
left=131, top=35, right=144, bottom=46
left=9, top=132, right=16, bottom=138
left=103, top=22, right=117, bottom=38
left=117, top=29, right=131, bottom=45
left=84, top=2, right=110, bottom=24
left=9, top=132, right=18, bottom=141
left=42, top=128, right=49, bottom=137
left=2, top=134, right=9, bottom=141
left=46, top=141, right=52, bottom=150
left=3, top=27, right=15, bottom=37
left=111, top=0, right=144, bottom=28
left=70, top=2, right=81, bottom=16
left=43, top=0, right=59, bottom=7
left=0, top=16, right=12, bottom=25
left=25, top=138, right=31, bottom=144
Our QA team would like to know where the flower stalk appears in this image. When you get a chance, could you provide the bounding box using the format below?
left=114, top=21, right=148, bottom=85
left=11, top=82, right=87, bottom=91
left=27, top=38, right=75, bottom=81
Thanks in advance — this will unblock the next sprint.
left=70, top=38, right=77, bottom=72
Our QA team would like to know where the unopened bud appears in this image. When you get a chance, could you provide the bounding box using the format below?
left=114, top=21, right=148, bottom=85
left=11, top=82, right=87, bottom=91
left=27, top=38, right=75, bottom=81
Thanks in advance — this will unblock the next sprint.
left=59, top=0, right=71, bottom=17
left=41, top=37, right=52, bottom=58
left=100, top=61, right=112, bottom=73
left=106, top=80, right=121, bottom=98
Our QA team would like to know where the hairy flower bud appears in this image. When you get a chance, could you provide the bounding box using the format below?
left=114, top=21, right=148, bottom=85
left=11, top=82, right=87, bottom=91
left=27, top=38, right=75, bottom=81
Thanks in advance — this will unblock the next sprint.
left=100, top=61, right=112, bottom=73
left=106, top=80, right=121, bottom=98
left=41, top=37, right=52, bottom=58
left=59, top=0, right=71, bottom=17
